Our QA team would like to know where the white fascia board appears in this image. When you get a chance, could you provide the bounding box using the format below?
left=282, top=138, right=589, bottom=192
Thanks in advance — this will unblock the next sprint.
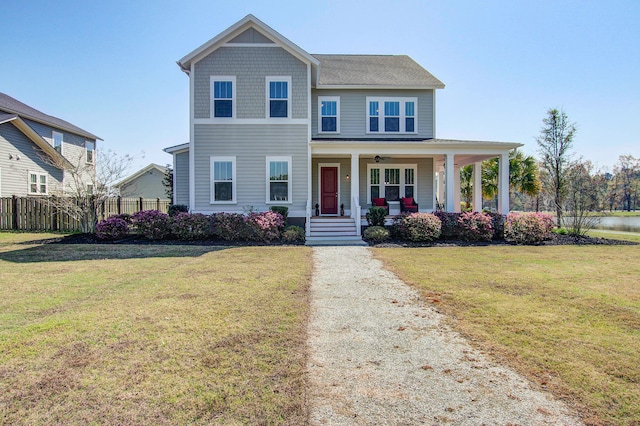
left=315, top=84, right=446, bottom=90
left=163, top=143, right=190, bottom=154
left=8, top=116, right=72, bottom=169
left=178, top=14, right=319, bottom=70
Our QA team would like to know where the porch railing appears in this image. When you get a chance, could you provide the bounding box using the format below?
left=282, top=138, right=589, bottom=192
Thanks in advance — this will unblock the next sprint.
left=305, top=199, right=311, bottom=237
left=352, top=195, right=361, bottom=236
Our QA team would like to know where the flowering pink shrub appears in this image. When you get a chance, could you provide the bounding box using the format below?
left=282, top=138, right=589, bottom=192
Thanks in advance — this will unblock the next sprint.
left=95, top=217, right=129, bottom=240
left=457, top=212, right=494, bottom=242
left=483, top=211, right=505, bottom=240
left=171, top=212, right=212, bottom=240
left=247, top=211, right=285, bottom=241
left=433, top=211, right=460, bottom=239
left=212, top=213, right=249, bottom=241
left=131, top=210, right=171, bottom=240
left=504, top=212, right=554, bottom=244
left=398, top=213, right=442, bottom=242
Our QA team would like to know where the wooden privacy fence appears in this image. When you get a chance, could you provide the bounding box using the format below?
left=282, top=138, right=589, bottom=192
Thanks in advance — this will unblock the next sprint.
left=0, top=196, right=171, bottom=232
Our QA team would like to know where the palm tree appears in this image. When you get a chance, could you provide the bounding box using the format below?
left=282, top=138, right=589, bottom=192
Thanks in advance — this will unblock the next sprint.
left=481, top=149, right=541, bottom=209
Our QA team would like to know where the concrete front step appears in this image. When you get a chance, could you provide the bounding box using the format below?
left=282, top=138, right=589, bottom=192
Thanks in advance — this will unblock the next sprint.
left=305, top=236, right=368, bottom=246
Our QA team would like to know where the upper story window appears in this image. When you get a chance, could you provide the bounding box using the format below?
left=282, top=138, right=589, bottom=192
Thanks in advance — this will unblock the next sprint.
left=366, top=97, right=418, bottom=134
left=210, top=156, right=236, bottom=203
left=52, top=131, right=63, bottom=154
left=28, top=172, right=48, bottom=195
left=266, top=76, right=291, bottom=118
left=85, top=141, right=95, bottom=163
left=211, top=76, right=236, bottom=118
left=318, top=96, right=340, bottom=133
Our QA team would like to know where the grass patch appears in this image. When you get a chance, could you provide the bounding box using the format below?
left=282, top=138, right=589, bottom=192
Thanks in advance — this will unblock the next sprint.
left=587, top=229, right=640, bottom=243
left=0, top=233, right=312, bottom=425
left=374, top=245, right=640, bottom=425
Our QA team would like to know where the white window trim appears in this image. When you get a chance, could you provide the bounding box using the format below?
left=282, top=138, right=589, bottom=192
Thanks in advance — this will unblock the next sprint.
left=210, top=75, right=237, bottom=119
left=366, top=97, right=418, bottom=134
left=366, top=163, right=417, bottom=204
left=28, top=171, right=48, bottom=195
left=317, top=96, right=340, bottom=134
left=52, top=131, right=63, bottom=155
left=265, top=156, right=293, bottom=204
left=85, top=141, right=95, bottom=164
left=210, top=156, right=236, bottom=204
left=265, top=76, right=292, bottom=119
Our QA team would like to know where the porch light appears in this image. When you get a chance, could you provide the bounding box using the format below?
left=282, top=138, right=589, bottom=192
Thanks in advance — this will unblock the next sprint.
left=346, top=174, right=350, bottom=180
left=374, top=155, right=381, bottom=163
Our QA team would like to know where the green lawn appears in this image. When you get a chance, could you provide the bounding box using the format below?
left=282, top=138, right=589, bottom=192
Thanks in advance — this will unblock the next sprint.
left=0, top=233, right=312, bottom=425
left=374, top=244, right=640, bottom=425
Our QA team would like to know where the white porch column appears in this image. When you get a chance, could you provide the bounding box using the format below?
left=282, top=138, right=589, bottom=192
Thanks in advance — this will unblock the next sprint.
left=445, top=154, right=455, bottom=212
left=350, top=153, right=360, bottom=218
left=453, top=165, right=461, bottom=212
left=498, top=153, right=510, bottom=214
left=473, top=161, right=482, bottom=212
left=437, top=166, right=445, bottom=208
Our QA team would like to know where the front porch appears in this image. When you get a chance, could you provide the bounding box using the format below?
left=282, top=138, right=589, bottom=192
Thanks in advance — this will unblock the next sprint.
left=305, top=139, right=522, bottom=238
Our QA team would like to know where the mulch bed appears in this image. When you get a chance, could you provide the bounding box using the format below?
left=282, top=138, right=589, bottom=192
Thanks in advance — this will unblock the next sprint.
left=45, top=233, right=637, bottom=247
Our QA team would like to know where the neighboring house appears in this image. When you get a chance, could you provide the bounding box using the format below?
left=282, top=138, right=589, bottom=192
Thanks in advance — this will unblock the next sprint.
left=167, top=15, right=521, bottom=242
left=0, top=92, right=100, bottom=197
left=114, top=163, right=169, bottom=199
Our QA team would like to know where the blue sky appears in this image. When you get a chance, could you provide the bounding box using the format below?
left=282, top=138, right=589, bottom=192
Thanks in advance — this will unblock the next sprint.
left=2, top=0, right=638, bottom=173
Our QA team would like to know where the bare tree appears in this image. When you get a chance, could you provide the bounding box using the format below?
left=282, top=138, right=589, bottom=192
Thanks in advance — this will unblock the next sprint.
left=39, top=146, right=135, bottom=233
left=536, top=108, right=576, bottom=226
left=564, top=160, right=602, bottom=236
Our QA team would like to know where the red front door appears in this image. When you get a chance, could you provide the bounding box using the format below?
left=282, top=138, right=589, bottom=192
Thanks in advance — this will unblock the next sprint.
left=321, top=167, right=338, bottom=215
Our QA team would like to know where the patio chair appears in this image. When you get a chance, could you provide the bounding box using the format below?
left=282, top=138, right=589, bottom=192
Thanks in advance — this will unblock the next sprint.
left=400, top=197, right=419, bottom=213
left=372, top=197, right=389, bottom=214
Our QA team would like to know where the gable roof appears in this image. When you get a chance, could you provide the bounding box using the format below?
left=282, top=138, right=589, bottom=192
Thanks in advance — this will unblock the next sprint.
left=0, top=92, right=101, bottom=141
left=177, top=14, right=320, bottom=72
left=114, top=163, right=168, bottom=188
left=312, top=54, right=445, bottom=89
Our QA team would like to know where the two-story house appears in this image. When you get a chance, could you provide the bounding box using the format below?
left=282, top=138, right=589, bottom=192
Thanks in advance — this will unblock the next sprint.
left=165, top=15, right=521, bottom=243
left=0, top=92, right=100, bottom=198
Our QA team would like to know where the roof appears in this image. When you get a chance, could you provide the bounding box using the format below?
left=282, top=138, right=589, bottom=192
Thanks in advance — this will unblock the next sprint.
left=178, top=14, right=319, bottom=72
left=0, top=92, right=101, bottom=140
left=312, top=54, right=445, bottom=89
left=114, top=163, right=168, bottom=188
left=163, top=142, right=189, bottom=154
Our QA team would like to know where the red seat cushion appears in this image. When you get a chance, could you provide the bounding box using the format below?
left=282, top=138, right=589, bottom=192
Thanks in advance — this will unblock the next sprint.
left=402, top=197, right=415, bottom=206
left=372, top=198, right=386, bottom=206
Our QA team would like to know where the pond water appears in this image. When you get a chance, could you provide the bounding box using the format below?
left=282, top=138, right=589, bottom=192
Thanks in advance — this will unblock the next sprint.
left=593, top=216, right=640, bottom=232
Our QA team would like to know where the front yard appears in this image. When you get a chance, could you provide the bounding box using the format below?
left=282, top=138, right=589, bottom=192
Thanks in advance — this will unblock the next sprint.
left=0, top=233, right=312, bottom=425
left=374, top=242, right=640, bottom=425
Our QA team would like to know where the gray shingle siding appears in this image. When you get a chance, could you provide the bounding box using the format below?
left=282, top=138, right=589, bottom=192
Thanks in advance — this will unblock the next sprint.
left=119, top=168, right=168, bottom=199
left=175, top=152, right=189, bottom=207
left=0, top=122, right=64, bottom=196
left=311, top=89, right=434, bottom=139
left=193, top=124, right=308, bottom=214
left=194, top=46, right=308, bottom=119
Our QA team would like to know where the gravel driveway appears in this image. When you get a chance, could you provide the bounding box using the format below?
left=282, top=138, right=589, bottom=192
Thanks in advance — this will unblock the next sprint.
left=306, top=246, right=582, bottom=425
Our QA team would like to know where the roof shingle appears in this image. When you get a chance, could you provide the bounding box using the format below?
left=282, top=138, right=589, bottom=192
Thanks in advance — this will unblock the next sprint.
left=312, top=54, right=445, bottom=88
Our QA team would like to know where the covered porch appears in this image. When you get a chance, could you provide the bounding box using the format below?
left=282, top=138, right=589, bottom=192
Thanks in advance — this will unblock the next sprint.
left=305, top=139, right=522, bottom=239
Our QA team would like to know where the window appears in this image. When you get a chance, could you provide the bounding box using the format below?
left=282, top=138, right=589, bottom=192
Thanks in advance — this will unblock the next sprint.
left=367, top=97, right=418, bottom=134
left=318, top=96, right=340, bottom=133
left=210, top=157, right=236, bottom=203
left=266, top=76, right=291, bottom=118
left=87, top=183, right=94, bottom=195
left=85, top=141, right=95, bottom=163
left=211, top=76, right=236, bottom=118
left=266, top=156, right=292, bottom=203
left=367, top=164, right=417, bottom=203
left=28, top=172, right=48, bottom=195
left=52, top=131, right=63, bottom=154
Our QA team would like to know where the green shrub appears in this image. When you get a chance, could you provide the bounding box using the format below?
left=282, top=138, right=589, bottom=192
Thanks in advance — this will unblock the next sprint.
left=554, top=227, right=569, bottom=235
left=171, top=212, right=212, bottom=240
left=168, top=204, right=189, bottom=217
left=505, top=212, right=555, bottom=244
left=399, top=213, right=442, bottom=242
left=366, top=206, right=387, bottom=227
left=483, top=211, right=505, bottom=240
left=363, top=226, right=391, bottom=243
left=457, top=211, right=494, bottom=242
left=269, top=206, right=289, bottom=224
left=433, top=211, right=460, bottom=239
left=282, top=225, right=305, bottom=243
